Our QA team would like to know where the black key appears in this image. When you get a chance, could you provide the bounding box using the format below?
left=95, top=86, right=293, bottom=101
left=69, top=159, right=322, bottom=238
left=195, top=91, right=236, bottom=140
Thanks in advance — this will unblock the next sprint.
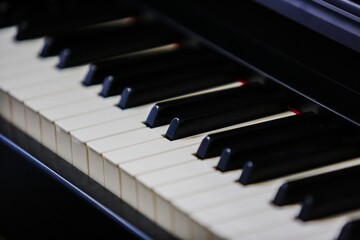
left=83, top=45, right=215, bottom=86
left=145, top=84, right=269, bottom=128
left=298, top=178, right=360, bottom=221
left=338, top=219, right=360, bottom=240
left=239, top=135, right=360, bottom=185
left=273, top=165, right=360, bottom=206
left=118, top=65, right=241, bottom=109
left=39, top=19, right=138, bottom=57
left=99, top=51, right=225, bottom=97
left=217, top=124, right=346, bottom=172
left=15, top=1, right=131, bottom=40
left=196, top=112, right=321, bottom=159
left=166, top=93, right=289, bottom=140
left=57, top=24, right=182, bottom=68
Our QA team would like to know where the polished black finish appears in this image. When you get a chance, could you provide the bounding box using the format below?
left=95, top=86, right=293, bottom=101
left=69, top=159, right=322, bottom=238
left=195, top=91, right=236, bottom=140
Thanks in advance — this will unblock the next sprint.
left=57, top=23, right=182, bottom=68
left=338, top=219, right=360, bottom=240
left=118, top=65, right=239, bottom=109
left=196, top=112, right=320, bottom=159
left=166, top=93, right=288, bottom=140
left=239, top=135, right=360, bottom=185
left=15, top=0, right=132, bottom=40
left=298, top=181, right=360, bottom=221
left=39, top=20, right=139, bottom=57
left=273, top=165, right=360, bottom=206
left=100, top=51, right=225, bottom=97
left=83, top=46, right=216, bottom=86
left=217, top=124, right=346, bottom=172
left=139, top=0, right=360, bottom=126
left=145, top=84, right=267, bottom=128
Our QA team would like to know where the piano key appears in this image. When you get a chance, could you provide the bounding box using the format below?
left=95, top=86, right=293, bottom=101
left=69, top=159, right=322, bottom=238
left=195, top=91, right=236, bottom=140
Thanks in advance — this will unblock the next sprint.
left=166, top=94, right=289, bottom=140
left=273, top=165, right=360, bottom=206
left=0, top=27, right=16, bottom=42
left=137, top=161, right=215, bottom=220
left=298, top=180, right=360, bottom=221
left=120, top=146, right=198, bottom=206
left=100, top=52, right=226, bottom=98
left=118, top=66, right=239, bottom=108
left=239, top=135, right=360, bottom=185
left=40, top=96, right=119, bottom=153
left=196, top=112, right=318, bottom=159
left=55, top=104, right=150, bottom=161
left=145, top=84, right=266, bottom=128
left=0, top=57, right=58, bottom=79
left=0, top=33, right=42, bottom=53
left=227, top=215, right=346, bottom=240
left=83, top=45, right=213, bottom=86
left=39, top=18, right=136, bottom=57
left=25, top=86, right=101, bottom=141
left=70, top=115, right=146, bottom=174
left=154, top=171, right=238, bottom=232
left=0, top=57, right=88, bottom=123
left=57, top=24, right=182, bottom=68
left=8, top=74, right=88, bottom=131
left=338, top=219, right=360, bottom=240
left=14, top=2, right=132, bottom=40
left=169, top=157, right=360, bottom=239
left=217, top=124, right=346, bottom=172
left=86, top=125, right=167, bottom=181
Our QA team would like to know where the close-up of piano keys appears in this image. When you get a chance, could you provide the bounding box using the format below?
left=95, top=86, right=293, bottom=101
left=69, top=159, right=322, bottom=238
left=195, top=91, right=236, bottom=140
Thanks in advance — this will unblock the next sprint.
left=0, top=0, right=360, bottom=239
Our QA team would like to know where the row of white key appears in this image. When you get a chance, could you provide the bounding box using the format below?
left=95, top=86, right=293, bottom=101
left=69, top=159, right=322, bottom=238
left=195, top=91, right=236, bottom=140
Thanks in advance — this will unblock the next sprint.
left=1, top=27, right=356, bottom=240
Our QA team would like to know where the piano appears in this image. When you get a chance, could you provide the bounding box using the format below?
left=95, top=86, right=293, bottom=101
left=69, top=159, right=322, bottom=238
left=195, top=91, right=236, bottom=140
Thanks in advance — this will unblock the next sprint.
left=1, top=0, right=360, bottom=239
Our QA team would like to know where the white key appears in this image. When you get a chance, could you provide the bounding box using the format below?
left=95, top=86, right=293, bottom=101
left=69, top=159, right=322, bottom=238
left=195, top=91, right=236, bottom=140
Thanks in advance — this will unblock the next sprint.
left=154, top=171, right=235, bottom=233
left=55, top=105, right=139, bottom=162
left=0, top=57, right=57, bottom=79
left=0, top=27, right=16, bottom=42
left=136, top=161, right=214, bottom=221
left=24, top=85, right=101, bottom=142
left=87, top=125, right=167, bottom=186
left=0, top=66, right=87, bottom=120
left=70, top=114, right=146, bottom=174
left=40, top=97, right=119, bottom=152
left=120, top=146, right=198, bottom=208
left=9, top=76, right=83, bottom=131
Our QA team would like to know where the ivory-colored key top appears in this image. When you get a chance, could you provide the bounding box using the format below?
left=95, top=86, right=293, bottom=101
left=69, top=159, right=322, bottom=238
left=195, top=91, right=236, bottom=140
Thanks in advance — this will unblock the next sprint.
left=87, top=126, right=167, bottom=187
left=10, top=77, right=83, bottom=131
left=191, top=194, right=284, bottom=239
left=102, top=136, right=202, bottom=196
left=40, top=96, right=119, bottom=153
left=136, top=161, right=214, bottom=222
left=154, top=172, right=234, bottom=233
left=70, top=114, right=146, bottom=174
left=0, top=57, right=57, bottom=79
left=0, top=66, right=87, bottom=120
left=209, top=208, right=293, bottom=239
left=24, top=85, right=101, bottom=142
left=55, top=106, right=139, bottom=162
left=120, top=146, right=198, bottom=208
left=0, top=27, right=16, bottom=42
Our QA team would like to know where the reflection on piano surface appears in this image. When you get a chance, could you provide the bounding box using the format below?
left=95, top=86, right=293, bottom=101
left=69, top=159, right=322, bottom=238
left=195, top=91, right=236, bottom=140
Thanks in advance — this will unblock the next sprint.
left=1, top=0, right=360, bottom=239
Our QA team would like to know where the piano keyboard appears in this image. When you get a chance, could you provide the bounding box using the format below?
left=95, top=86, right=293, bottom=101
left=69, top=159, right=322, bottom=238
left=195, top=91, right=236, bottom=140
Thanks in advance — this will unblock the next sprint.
left=1, top=2, right=360, bottom=239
